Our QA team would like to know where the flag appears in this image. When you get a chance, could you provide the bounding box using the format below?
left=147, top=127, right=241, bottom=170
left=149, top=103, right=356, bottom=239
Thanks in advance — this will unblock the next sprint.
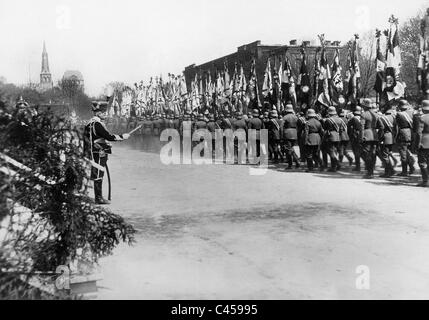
left=239, top=65, right=247, bottom=99
left=331, top=48, right=343, bottom=92
left=386, top=24, right=401, bottom=76
left=262, top=58, right=273, bottom=98
left=281, top=55, right=297, bottom=108
left=313, top=48, right=321, bottom=97
left=216, top=71, right=224, bottom=100
left=276, top=59, right=283, bottom=109
left=247, top=59, right=261, bottom=108
left=374, top=30, right=386, bottom=94
left=346, top=35, right=361, bottom=104
left=224, top=62, right=232, bottom=98
left=319, top=47, right=331, bottom=81
left=297, top=48, right=311, bottom=106
left=191, top=74, right=200, bottom=110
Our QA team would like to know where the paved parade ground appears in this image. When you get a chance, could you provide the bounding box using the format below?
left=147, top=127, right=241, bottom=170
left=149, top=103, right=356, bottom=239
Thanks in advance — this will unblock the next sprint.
left=97, top=141, right=429, bottom=299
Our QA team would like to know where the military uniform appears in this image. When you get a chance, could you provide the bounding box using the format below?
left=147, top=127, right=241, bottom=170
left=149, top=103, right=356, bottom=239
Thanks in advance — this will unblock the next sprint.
left=416, top=101, right=429, bottom=186
left=84, top=101, right=129, bottom=204
left=378, top=109, right=397, bottom=177
left=152, top=116, right=162, bottom=136
left=297, top=113, right=307, bottom=162
left=396, top=103, right=416, bottom=175
left=303, top=109, right=323, bottom=171
left=338, top=113, right=353, bottom=168
left=360, top=100, right=384, bottom=178
left=347, top=108, right=363, bottom=171
left=323, top=107, right=343, bottom=172
left=282, top=106, right=300, bottom=168
left=220, top=113, right=234, bottom=160
left=266, top=110, right=283, bottom=162
left=248, top=109, right=263, bottom=158
left=207, top=115, right=220, bottom=158
left=233, top=113, right=248, bottom=163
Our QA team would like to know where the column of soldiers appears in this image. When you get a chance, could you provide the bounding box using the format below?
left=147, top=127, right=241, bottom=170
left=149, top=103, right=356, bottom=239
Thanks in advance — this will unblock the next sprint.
left=109, top=98, right=429, bottom=187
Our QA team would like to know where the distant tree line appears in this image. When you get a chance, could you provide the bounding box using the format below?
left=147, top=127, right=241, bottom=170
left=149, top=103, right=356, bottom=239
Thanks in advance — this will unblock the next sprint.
left=0, top=77, right=93, bottom=119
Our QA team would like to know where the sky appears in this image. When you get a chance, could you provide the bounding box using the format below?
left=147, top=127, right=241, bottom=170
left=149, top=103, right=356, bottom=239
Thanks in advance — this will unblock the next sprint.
left=0, top=0, right=427, bottom=96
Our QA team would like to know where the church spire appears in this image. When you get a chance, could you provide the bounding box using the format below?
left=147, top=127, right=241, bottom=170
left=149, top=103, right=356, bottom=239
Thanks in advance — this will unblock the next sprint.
left=40, top=41, right=53, bottom=91
left=41, top=41, right=50, bottom=73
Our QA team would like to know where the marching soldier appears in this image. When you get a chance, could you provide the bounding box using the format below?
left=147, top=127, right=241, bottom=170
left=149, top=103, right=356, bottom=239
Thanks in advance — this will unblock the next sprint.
left=303, top=109, right=324, bottom=172
left=173, top=114, right=181, bottom=131
left=396, top=100, right=416, bottom=176
left=248, top=109, right=264, bottom=158
left=297, top=111, right=307, bottom=164
left=263, top=111, right=270, bottom=129
left=416, top=100, right=429, bottom=187
left=347, top=106, right=363, bottom=172
left=221, top=111, right=234, bottom=131
left=282, top=104, right=300, bottom=169
left=360, top=98, right=384, bottom=179
left=152, top=114, right=162, bottom=136
left=207, top=113, right=220, bottom=158
left=338, top=110, right=353, bottom=169
left=84, top=101, right=130, bottom=204
left=166, top=113, right=175, bottom=129
left=194, top=113, right=208, bottom=130
left=193, top=114, right=208, bottom=155
left=267, top=109, right=283, bottom=163
left=220, top=111, right=234, bottom=160
left=378, top=106, right=397, bottom=177
left=323, top=106, right=343, bottom=172
left=233, top=112, right=248, bottom=163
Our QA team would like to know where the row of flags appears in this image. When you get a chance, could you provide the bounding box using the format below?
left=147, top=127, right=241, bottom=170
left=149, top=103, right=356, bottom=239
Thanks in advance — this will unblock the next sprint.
left=114, top=16, right=408, bottom=118
left=119, top=61, right=260, bottom=116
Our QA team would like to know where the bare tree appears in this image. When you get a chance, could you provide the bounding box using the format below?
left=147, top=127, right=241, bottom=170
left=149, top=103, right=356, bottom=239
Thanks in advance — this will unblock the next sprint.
left=358, top=30, right=377, bottom=98
left=58, top=78, right=82, bottom=111
left=399, top=9, right=425, bottom=100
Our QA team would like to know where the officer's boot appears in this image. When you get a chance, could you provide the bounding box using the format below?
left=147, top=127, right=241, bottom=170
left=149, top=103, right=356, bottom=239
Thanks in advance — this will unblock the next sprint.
left=397, top=161, right=409, bottom=177
left=94, top=180, right=110, bottom=205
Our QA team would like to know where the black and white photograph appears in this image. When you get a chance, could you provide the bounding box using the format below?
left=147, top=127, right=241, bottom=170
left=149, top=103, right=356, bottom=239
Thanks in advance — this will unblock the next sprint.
left=1, top=0, right=429, bottom=305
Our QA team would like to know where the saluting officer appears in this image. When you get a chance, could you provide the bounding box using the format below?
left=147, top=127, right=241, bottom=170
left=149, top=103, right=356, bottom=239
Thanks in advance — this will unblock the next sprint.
left=84, top=101, right=130, bottom=204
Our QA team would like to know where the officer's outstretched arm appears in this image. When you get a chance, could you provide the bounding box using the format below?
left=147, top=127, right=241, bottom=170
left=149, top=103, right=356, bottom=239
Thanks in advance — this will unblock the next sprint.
left=94, top=122, right=129, bottom=141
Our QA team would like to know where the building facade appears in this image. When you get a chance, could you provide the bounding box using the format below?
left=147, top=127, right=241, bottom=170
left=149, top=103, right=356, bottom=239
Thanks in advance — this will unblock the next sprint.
left=183, top=40, right=348, bottom=97
left=62, top=70, right=85, bottom=91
